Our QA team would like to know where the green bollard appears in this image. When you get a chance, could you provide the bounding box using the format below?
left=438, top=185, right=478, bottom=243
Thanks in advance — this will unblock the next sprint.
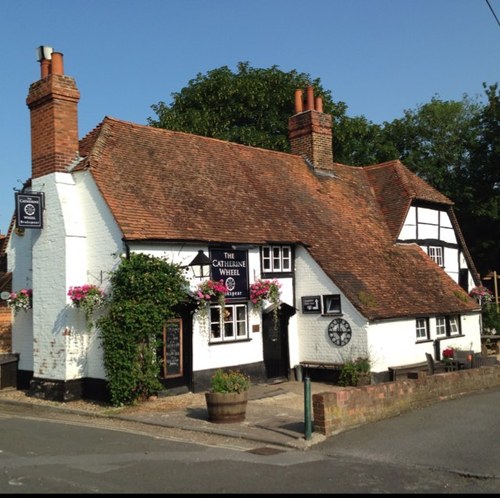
left=304, top=376, right=312, bottom=440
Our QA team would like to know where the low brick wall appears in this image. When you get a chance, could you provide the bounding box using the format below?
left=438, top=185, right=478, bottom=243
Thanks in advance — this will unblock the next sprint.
left=312, top=365, right=500, bottom=436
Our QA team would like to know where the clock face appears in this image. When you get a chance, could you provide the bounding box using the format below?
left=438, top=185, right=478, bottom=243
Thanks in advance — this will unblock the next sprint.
left=328, top=318, right=352, bottom=346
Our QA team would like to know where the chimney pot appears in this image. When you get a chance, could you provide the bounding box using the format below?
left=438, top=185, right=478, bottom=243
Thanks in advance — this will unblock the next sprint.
left=315, top=96, right=323, bottom=113
left=305, top=86, right=314, bottom=111
left=50, top=52, right=64, bottom=75
left=294, top=89, right=303, bottom=113
left=40, top=59, right=50, bottom=79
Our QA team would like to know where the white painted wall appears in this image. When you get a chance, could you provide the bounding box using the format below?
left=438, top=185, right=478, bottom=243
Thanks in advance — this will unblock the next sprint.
left=7, top=222, right=34, bottom=371
left=366, top=312, right=481, bottom=372
left=293, top=246, right=369, bottom=367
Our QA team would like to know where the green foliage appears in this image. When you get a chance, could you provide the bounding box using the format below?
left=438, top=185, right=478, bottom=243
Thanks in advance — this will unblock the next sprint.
left=482, top=303, right=500, bottom=334
left=381, top=85, right=499, bottom=273
left=209, top=369, right=250, bottom=394
left=148, top=61, right=346, bottom=153
left=97, top=253, right=190, bottom=406
left=339, top=357, right=371, bottom=387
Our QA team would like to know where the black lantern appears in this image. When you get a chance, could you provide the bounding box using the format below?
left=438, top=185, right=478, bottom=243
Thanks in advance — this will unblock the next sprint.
left=188, top=250, right=211, bottom=279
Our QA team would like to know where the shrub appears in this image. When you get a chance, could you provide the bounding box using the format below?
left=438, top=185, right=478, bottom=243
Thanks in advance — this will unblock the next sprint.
left=339, top=357, right=371, bottom=387
left=97, top=253, right=190, bottom=406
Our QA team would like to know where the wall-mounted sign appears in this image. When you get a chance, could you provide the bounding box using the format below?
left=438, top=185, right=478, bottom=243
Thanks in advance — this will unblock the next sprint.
left=301, top=296, right=321, bottom=314
left=15, top=192, right=44, bottom=229
left=210, top=248, right=248, bottom=300
left=323, top=294, right=342, bottom=315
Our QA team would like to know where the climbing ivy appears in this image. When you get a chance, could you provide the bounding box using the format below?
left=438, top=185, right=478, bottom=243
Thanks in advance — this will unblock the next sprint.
left=97, top=253, right=190, bottom=406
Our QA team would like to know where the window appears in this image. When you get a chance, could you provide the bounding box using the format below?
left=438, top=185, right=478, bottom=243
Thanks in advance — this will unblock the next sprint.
left=416, top=318, right=429, bottom=340
left=449, top=315, right=460, bottom=335
left=436, top=316, right=447, bottom=337
left=322, top=294, right=341, bottom=315
left=209, top=304, right=248, bottom=343
left=434, top=315, right=461, bottom=338
left=262, top=245, right=292, bottom=272
left=428, top=246, right=444, bottom=267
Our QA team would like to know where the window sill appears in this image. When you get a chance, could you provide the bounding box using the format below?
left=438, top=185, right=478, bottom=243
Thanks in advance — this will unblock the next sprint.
left=209, top=338, right=252, bottom=345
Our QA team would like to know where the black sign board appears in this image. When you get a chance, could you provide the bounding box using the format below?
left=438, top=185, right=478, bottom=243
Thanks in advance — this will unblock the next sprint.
left=163, top=319, right=183, bottom=378
left=301, top=295, right=321, bottom=314
left=210, top=249, right=248, bottom=300
left=15, top=192, right=44, bottom=229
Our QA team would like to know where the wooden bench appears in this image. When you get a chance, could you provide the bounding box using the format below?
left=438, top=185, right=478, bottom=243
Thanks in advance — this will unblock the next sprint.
left=299, top=361, right=343, bottom=378
left=388, top=361, right=428, bottom=381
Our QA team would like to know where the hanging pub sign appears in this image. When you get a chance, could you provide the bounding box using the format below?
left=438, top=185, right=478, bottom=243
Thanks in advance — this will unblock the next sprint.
left=210, top=248, right=248, bottom=300
left=15, top=192, right=44, bottom=229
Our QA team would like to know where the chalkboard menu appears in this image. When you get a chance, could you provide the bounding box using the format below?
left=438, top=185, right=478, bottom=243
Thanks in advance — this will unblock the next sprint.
left=163, top=319, right=183, bottom=378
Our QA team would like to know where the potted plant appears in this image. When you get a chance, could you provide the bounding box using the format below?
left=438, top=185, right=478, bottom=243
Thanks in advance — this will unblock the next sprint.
left=205, top=369, right=251, bottom=423
left=441, top=347, right=455, bottom=365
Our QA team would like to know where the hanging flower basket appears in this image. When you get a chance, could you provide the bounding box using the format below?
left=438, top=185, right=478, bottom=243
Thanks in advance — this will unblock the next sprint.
left=195, top=279, right=228, bottom=321
left=249, top=279, right=282, bottom=313
left=7, top=288, right=32, bottom=314
left=469, top=286, right=493, bottom=306
left=68, top=284, right=106, bottom=327
left=249, top=278, right=282, bottom=325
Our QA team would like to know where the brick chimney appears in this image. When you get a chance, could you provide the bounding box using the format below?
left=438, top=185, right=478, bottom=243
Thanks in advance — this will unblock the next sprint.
left=288, top=86, right=333, bottom=169
left=26, top=47, right=80, bottom=179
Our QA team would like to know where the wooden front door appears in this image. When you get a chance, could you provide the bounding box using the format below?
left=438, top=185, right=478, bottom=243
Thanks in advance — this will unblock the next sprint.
left=262, top=304, right=295, bottom=380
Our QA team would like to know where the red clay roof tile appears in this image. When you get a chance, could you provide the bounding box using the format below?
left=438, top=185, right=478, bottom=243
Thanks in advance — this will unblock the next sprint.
left=78, top=117, right=479, bottom=320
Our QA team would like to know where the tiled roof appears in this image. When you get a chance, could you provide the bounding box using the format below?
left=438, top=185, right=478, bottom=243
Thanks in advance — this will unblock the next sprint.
left=364, top=161, right=453, bottom=241
left=78, top=117, right=479, bottom=320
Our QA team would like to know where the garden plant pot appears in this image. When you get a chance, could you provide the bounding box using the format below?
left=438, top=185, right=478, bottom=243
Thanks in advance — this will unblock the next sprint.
left=205, top=390, right=249, bottom=423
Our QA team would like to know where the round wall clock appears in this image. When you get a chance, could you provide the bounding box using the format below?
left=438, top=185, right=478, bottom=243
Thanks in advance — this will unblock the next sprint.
left=327, top=318, right=352, bottom=346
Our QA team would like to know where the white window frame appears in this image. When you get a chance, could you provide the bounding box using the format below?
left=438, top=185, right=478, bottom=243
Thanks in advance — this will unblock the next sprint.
left=428, top=246, right=444, bottom=267
left=449, top=315, right=460, bottom=335
left=209, top=304, right=248, bottom=343
left=435, top=316, right=447, bottom=337
left=262, top=245, right=292, bottom=272
left=416, top=318, right=428, bottom=340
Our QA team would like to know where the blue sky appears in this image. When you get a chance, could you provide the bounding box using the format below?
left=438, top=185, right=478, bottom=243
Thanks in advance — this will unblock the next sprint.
left=1, top=0, right=499, bottom=234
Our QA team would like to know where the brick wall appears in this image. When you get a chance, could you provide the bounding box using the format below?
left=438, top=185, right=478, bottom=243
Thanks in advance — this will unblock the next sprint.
left=0, top=307, right=12, bottom=353
left=313, top=366, right=500, bottom=436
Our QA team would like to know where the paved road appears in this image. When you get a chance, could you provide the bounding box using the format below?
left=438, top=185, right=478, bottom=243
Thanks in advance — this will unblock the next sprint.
left=0, top=387, right=498, bottom=493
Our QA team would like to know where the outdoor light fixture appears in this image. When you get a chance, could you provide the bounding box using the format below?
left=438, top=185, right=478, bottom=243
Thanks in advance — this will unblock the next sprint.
left=187, top=250, right=211, bottom=279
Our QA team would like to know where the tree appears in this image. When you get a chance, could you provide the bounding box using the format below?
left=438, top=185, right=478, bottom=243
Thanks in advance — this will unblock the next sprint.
left=457, top=83, right=500, bottom=274
left=149, top=61, right=350, bottom=153
left=149, top=63, right=498, bottom=273
left=380, top=86, right=499, bottom=274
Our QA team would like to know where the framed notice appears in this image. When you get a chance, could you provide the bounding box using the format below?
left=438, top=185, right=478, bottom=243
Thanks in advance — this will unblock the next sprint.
left=163, top=319, right=183, bottom=378
left=301, top=296, right=321, bottom=314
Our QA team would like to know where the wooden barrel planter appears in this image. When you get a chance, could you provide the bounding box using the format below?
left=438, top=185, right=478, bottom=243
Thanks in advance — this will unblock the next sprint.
left=205, top=391, right=249, bottom=423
